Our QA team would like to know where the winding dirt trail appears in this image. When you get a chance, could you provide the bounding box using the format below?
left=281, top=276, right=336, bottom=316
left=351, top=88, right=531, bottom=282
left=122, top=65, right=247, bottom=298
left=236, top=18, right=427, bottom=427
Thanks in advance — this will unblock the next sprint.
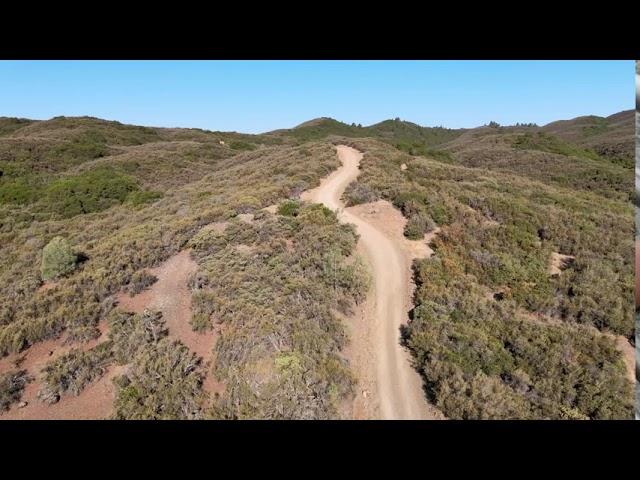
left=302, top=145, right=432, bottom=420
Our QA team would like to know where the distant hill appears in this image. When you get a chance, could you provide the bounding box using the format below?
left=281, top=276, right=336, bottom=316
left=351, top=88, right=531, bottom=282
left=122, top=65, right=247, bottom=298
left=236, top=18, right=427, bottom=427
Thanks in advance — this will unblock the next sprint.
left=269, top=116, right=464, bottom=154
left=365, top=119, right=464, bottom=155
left=293, top=117, right=336, bottom=128
left=269, top=112, right=634, bottom=201
left=3, top=112, right=629, bottom=210
left=433, top=111, right=634, bottom=201
left=0, top=117, right=35, bottom=136
left=540, top=110, right=634, bottom=164
left=0, top=115, right=289, bottom=209
left=273, top=117, right=362, bottom=141
left=269, top=111, right=634, bottom=168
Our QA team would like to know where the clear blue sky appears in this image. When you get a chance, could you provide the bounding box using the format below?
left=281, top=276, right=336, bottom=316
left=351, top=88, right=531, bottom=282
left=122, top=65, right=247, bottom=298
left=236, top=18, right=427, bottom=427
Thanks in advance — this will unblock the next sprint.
left=0, top=60, right=634, bottom=133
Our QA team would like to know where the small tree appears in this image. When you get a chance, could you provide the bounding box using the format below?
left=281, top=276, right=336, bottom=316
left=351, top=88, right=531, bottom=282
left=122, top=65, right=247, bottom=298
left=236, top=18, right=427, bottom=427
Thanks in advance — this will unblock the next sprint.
left=41, top=236, right=77, bottom=281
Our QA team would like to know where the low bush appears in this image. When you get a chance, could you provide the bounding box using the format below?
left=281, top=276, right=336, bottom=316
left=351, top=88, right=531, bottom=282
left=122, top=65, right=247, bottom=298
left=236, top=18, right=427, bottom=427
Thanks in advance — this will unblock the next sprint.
left=113, top=338, right=205, bottom=419
left=126, top=270, right=158, bottom=296
left=41, top=236, right=77, bottom=281
left=37, top=342, right=113, bottom=403
left=513, top=131, right=602, bottom=161
left=109, top=310, right=167, bottom=364
left=343, top=181, right=378, bottom=206
left=229, top=140, right=256, bottom=151
left=277, top=199, right=301, bottom=217
left=0, top=176, right=41, bottom=205
left=126, top=190, right=163, bottom=207
left=0, top=369, right=31, bottom=411
left=66, top=324, right=102, bottom=343
left=190, top=289, right=217, bottom=332
left=404, top=211, right=437, bottom=240
left=235, top=195, right=261, bottom=214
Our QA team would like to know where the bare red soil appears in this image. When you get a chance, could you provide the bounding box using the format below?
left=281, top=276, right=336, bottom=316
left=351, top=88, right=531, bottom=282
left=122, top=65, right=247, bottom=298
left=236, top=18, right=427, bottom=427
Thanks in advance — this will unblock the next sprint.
left=0, top=319, right=118, bottom=420
left=2, top=364, right=126, bottom=420
left=116, top=249, right=216, bottom=363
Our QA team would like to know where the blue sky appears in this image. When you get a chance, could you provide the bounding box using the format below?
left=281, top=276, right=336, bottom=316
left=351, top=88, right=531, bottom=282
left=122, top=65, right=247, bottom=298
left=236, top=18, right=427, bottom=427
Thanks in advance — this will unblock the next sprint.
left=0, top=60, right=633, bottom=133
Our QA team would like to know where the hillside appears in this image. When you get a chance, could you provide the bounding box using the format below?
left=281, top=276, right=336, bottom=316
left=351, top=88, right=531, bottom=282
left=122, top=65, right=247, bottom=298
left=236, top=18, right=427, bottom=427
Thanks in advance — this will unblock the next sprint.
left=541, top=110, right=634, bottom=165
left=435, top=112, right=634, bottom=201
left=271, top=112, right=634, bottom=172
left=0, top=116, right=363, bottom=419
left=0, top=112, right=634, bottom=420
left=343, top=135, right=634, bottom=419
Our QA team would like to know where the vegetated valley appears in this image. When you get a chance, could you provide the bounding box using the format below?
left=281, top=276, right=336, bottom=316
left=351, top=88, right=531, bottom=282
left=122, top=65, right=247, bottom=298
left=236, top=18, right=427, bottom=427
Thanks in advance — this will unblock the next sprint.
left=0, top=111, right=634, bottom=419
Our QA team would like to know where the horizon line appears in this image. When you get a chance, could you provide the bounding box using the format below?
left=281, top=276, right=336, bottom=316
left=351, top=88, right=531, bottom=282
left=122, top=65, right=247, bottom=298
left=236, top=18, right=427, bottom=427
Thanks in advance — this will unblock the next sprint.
left=1, top=107, right=632, bottom=135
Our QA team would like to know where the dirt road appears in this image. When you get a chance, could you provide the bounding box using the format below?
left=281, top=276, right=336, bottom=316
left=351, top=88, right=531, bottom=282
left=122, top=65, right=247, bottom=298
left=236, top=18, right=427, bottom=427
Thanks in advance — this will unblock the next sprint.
left=302, top=145, right=431, bottom=419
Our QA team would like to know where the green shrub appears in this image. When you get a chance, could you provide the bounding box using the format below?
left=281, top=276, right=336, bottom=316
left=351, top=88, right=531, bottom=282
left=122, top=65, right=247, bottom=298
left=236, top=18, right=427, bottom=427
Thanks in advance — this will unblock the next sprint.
left=109, top=310, right=167, bottom=364
left=41, top=236, right=77, bottom=281
left=49, top=134, right=108, bottom=162
left=277, top=199, right=301, bottom=217
left=229, top=140, right=256, bottom=151
left=126, top=190, right=163, bottom=207
left=0, top=177, right=41, bottom=205
left=394, top=142, right=457, bottom=160
left=404, top=212, right=436, bottom=240
left=582, top=122, right=608, bottom=137
left=425, top=149, right=455, bottom=163
left=236, top=195, right=261, bottom=214
left=298, top=203, right=336, bottom=225
left=513, top=132, right=602, bottom=162
left=44, top=167, right=139, bottom=217
left=113, top=338, right=205, bottom=419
